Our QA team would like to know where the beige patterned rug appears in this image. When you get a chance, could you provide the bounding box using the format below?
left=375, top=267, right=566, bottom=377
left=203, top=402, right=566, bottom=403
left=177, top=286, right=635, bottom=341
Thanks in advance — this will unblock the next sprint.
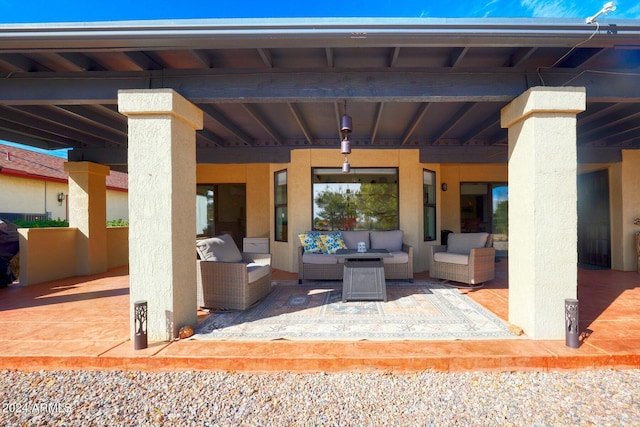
left=193, top=281, right=521, bottom=341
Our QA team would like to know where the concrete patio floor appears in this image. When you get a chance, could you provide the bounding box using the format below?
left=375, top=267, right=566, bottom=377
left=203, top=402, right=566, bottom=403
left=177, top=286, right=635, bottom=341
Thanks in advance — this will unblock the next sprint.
left=0, top=259, right=639, bottom=373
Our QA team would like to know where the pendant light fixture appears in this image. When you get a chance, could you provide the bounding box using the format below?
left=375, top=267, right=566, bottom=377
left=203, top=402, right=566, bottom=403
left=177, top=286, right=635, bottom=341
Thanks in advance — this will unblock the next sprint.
left=340, top=100, right=352, bottom=172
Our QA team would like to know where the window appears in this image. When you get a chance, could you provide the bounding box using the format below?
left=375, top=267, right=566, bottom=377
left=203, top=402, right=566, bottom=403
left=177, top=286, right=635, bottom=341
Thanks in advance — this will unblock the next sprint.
left=460, top=182, right=508, bottom=252
left=312, top=167, right=399, bottom=231
left=423, top=169, right=436, bottom=241
left=274, top=170, right=288, bottom=241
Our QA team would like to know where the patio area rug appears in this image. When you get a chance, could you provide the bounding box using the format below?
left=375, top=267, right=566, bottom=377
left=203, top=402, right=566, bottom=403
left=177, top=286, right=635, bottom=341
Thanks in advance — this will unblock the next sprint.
left=193, top=281, right=521, bottom=341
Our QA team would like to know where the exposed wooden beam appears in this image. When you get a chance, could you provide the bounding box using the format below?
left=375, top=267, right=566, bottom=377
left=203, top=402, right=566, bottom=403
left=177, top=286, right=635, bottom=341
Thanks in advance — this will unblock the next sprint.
left=257, top=48, right=273, bottom=68
left=389, top=47, right=401, bottom=67
left=288, top=103, right=315, bottom=145
left=505, top=47, right=538, bottom=67
left=401, top=103, right=430, bottom=145
left=241, top=103, right=284, bottom=145
left=199, top=104, right=254, bottom=146
left=370, top=102, right=385, bottom=145
left=430, top=103, right=476, bottom=143
left=190, top=50, right=212, bottom=68
left=1, top=68, right=638, bottom=104
left=325, top=48, right=334, bottom=67
left=449, top=47, right=470, bottom=67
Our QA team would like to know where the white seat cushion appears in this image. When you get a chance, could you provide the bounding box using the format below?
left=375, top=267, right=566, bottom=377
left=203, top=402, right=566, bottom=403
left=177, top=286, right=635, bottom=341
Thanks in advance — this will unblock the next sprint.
left=246, top=263, right=270, bottom=283
left=434, top=252, right=469, bottom=265
left=302, top=253, right=339, bottom=264
left=382, top=250, right=409, bottom=264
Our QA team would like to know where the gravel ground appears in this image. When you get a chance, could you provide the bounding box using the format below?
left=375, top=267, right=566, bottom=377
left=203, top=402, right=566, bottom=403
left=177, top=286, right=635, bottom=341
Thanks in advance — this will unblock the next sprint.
left=1, top=368, right=639, bottom=426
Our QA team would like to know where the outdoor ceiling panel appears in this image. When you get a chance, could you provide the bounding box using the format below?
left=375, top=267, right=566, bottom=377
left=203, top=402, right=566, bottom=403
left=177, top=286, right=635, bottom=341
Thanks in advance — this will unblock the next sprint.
left=293, top=102, right=336, bottom=141
left=454, top=47, right=515, bottom=68
left=391, top=47, right=453, bottom=68
left=332, top=47, right=390, bottom=68
left=247, top=103, right=308, bottom=143
left=211, top=49, right=268, bottom=68
left=269, top=48, right=328, bottom=68
left=374, top=102, right=424, bottom=141
left=83, top=51, right=148, bottom=71
left=151, top=50, right=210, bottom=69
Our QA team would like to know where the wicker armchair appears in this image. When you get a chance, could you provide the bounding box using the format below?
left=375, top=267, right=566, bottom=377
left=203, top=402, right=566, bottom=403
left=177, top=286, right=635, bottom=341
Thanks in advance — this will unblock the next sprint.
left=197, top=252, right=272, bottom=310
left=430, top=233, right=495, bottom=285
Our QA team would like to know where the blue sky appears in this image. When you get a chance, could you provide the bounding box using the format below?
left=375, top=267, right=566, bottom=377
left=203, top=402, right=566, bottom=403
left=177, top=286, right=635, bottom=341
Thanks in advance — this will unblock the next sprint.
left=0, top=0, right=638, bottom=23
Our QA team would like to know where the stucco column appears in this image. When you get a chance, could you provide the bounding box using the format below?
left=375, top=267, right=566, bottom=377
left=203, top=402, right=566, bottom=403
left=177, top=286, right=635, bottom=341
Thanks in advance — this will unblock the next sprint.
left=501, top=87, right=586, bottom=340
left=63, top=161, right=110, bottom=276
left=118, top=89, right=203, bottom=342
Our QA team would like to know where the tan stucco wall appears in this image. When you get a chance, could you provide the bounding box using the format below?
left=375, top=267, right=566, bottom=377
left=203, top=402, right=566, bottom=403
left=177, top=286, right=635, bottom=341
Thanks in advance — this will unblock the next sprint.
left=106, top=226, right=129, bottom=269
left=0, top=175, right=68, bottom=220
left=106, top=190, right=128, bottom=222
left=18, top=227, right=78, bottom=286
left=611, top=150, right=640, bottom=271
left=0, top=174, right=128, bottom=222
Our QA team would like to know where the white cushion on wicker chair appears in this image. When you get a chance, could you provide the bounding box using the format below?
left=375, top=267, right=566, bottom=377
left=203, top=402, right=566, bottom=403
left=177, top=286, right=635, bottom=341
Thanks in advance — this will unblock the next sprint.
left=246, top=263, right=271, bottom=283
left=196, top=234, right=243, bottom=262
left=433, top=252, right=469, bottom=265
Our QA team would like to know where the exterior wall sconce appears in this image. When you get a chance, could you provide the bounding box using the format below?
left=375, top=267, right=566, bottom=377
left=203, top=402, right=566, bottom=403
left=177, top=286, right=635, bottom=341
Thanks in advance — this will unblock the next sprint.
left=57, top=192, right=65, bottom=204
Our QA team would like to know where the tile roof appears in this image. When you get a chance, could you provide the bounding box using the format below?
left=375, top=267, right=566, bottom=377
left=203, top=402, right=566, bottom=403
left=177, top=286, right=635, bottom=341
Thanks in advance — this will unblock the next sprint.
left=0, top=144, right=127, bottom=190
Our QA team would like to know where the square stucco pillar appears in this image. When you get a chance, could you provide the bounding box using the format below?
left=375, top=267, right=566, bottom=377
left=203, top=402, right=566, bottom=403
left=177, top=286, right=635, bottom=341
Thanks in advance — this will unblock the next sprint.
left=63, top=161, right=110, bottom=276
left=118, top=89, right=203, bottom=342
left=501, top=86, right=586, bottom=340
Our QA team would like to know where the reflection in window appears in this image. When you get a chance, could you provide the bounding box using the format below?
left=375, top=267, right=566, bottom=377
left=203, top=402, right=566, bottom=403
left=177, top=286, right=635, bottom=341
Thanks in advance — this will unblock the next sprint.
left=312, top=168, right=398, bottom=231
left=274, top=170, right=288, bottom=242
left=423, top=169, right=436, bottom=241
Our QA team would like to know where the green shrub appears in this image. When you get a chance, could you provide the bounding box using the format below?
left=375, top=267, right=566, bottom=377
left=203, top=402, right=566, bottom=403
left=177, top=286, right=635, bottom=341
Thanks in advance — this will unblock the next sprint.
left=12, top=219, right=69, bottom=228
left=107, top=219, right=129, bottom=227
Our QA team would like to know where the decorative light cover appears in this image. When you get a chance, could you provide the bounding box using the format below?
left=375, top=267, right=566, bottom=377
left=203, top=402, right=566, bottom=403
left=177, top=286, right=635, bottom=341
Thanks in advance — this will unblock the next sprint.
left=340, top=114, right=352, bottom=134
left=342, top=157, right=351, bottom=173
left=340, top=136, right=351, bottom=154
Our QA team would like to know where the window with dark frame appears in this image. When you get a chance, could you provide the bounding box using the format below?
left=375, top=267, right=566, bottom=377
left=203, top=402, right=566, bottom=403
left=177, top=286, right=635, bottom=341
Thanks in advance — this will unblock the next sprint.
left=274, top=170, right=288, bottom=242
left=423, top=169, right=436, bottom=241
left=312, top=167, right=399, bottom=231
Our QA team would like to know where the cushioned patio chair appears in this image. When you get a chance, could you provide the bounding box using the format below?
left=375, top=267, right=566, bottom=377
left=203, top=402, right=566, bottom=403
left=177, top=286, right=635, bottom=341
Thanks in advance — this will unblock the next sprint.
left=196, top=234, right=272, bottom=310
left=430, top=232, right=495, bottom=285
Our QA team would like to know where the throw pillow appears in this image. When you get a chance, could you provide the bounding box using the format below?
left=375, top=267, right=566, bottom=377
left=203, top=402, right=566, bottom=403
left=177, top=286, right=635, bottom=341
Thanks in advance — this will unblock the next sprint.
left=320, top=232, right=348, bottom=254
left=196, top=234, right=243, bottom=262
left=297, top=232, right=325, bottom=254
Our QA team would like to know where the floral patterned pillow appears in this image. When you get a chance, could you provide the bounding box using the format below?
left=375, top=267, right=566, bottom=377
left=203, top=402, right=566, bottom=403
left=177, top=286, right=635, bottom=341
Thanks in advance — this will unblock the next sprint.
left=321, top=232, right=348, bottom=254
left=297, top=232, right=325, bottom=254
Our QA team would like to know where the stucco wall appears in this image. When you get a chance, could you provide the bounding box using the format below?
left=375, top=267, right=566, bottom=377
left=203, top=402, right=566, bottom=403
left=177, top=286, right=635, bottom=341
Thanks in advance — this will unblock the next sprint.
left=106, top=226, right=129, bottom=269
left=106, top=190, right=129, bottom=222
left=0, top=175, right=68, bottom=220
left=18, top=227, right=78, bottom=286
left=0, top=174, right=128, bottom=222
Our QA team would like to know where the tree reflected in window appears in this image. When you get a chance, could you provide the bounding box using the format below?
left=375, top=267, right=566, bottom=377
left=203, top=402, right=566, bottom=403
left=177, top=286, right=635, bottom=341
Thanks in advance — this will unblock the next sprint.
left=312, top=168, right=398, bottom=231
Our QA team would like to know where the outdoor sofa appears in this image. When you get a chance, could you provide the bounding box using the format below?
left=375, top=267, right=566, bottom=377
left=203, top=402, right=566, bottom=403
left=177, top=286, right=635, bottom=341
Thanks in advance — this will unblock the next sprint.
left=297, top=230, right=413, bottom=283
left=429, top=232, right=495, bottom=285
left=196, top=233, right=272, bottom=310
